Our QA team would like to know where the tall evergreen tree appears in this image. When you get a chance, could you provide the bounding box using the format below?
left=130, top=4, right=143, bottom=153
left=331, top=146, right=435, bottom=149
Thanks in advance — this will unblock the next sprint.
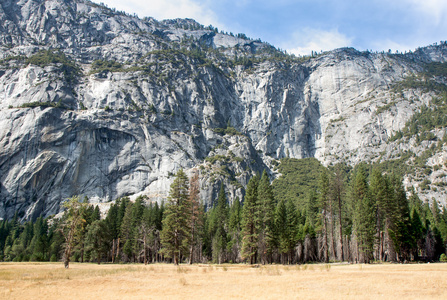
left=48, top=219, right=64, bottom=262
left=241, top=175, right=259, bottom=264
left=29, top=217, right=48, bottom=261
left=188, top=171, right=203, bottom=264
left=85, top=220, right=111, bottom=264
left=214, top=183, right=228, bottom=263
left=228, top=197, right=242, bottom=262
left=388, top=177, right=413, bottom=261
left=352, top=165, right=376, bottom=263
left=285, top=199, right=298, bottom=263
left=410, top=207, right=424, bottom=260
left=160, top=169, right=191, bottom=265
left=104, top=201, right=121, bottom=263
left=257, top=170, right=276, bottom=264
left=369, top=168, right=388, bottom=261
left=331, top=164, right=346, bottom=261
left=275, top=199, right=288, bottom=262
left=92, top=206, right=101, bottom=221
left=318, top=169, right=330, bottom=263
left=120, top=202, right=135, bottom=261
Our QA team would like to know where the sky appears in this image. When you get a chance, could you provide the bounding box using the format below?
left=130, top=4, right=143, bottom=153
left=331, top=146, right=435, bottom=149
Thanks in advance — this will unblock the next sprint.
left=94, top=0, right=447, bottom=56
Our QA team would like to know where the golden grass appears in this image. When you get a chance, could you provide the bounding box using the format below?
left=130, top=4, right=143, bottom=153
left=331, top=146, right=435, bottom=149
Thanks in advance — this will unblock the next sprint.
left=1, top=262, right=446, bottom=299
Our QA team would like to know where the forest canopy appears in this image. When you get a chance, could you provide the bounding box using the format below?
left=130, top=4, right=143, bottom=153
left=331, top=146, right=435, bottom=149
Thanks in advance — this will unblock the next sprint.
left=0, top=159, right=446, bottom=265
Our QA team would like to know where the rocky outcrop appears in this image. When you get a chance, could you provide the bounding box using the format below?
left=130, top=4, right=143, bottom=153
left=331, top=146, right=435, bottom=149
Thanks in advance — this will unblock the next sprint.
left=1, top=0, right=447, bottom=220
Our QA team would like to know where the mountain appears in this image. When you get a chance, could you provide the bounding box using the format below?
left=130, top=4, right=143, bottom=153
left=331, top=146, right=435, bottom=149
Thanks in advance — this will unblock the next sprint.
left=1, top=0, right=447, bottom=220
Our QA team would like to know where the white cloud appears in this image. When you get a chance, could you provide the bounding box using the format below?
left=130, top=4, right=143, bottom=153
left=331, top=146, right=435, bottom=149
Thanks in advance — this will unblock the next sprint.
left=94, top=0, right=222, bottom=27
left=406, top=0, right=447, bottom=24
left=284, top=28, right=353, bottom=56
left=386, top=0, right=447, bottom=26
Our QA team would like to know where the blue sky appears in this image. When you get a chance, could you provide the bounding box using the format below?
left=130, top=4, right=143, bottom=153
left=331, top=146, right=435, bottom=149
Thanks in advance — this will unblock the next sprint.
left=95, top=0, right=447, bottom=55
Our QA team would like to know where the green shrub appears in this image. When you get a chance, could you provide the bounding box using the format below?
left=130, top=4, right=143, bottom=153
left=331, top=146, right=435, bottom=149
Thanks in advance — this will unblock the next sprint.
left=50, top=254, right=58, bottom=262
left=30, top=252, right=45, bottom=262
left=205, top=155, right=229, bottom=164
left=20, top=101, right=65, bottom=109
left=26, top=50, right=80, bottom=83
left=440, top=253, right=447, bottom=262
left=90, top=59, right=123, bottom=74
left=212, top=126, right=243, bottom=136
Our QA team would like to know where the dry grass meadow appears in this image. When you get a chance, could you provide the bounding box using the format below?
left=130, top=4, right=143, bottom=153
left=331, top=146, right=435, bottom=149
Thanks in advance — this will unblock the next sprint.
left=0, top=262, right=446, bottom=299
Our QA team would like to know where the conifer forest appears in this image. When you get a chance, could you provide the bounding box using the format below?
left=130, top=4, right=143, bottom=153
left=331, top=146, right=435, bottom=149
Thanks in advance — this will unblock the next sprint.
left=1, top=159, right=446, bottom=266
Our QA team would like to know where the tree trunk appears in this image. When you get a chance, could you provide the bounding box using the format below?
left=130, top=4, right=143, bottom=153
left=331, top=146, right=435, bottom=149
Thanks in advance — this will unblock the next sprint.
left=323, top=211, right=329, bottom=263
left=116, top=238, right=120, bottom=262
left=338, top=211, right=344, bottom=261
left=334, top=167, right=344, bottom=262
left=111, top=239, right=116, bottom=264
left=330, top=200, right=337, bottom=260
left=64, top=246, right=71, bottom=269
left=189, top=224, right=195, bottom=264
left=174, top=231, right=179, bottom=265
left=377, top=209, right=382, bottom=261
left=143, top=234, right=148, bottom=265
left=80, top=241, right=84, bottom=263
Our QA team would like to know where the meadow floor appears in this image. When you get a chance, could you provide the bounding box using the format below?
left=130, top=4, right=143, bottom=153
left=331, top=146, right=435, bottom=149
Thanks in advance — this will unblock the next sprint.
left=0, top=262, right=446, bottom=299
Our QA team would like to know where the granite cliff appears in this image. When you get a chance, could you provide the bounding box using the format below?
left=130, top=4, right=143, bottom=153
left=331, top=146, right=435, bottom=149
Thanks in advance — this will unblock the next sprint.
left=1, top=0, right=447, bottom=220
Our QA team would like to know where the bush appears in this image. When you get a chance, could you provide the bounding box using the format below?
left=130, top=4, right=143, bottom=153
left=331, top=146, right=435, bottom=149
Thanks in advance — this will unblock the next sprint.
left=212, top=126, right=243, bottom=136
left=90, top=59, right=123, bottom=74
left=26, top=49, right=80, bottom=83
left=21, top=101, right=65, bottom=109
left=30, top=252, right=45, bottom=262
left=50, top=254, right=58, bottom=262
left=440, top=253, right=447, bottom=262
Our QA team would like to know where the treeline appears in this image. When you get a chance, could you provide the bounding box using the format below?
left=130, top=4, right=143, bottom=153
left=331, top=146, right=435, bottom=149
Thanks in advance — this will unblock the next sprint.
left=0, top=164, right=446, bottom=265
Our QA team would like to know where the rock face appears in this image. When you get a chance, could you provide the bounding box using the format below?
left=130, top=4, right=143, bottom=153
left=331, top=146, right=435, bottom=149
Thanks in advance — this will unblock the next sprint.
left=1, top=0, right=447, bottom=220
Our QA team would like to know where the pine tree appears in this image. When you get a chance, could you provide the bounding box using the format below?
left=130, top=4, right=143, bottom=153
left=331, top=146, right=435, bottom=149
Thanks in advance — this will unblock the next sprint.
left=29, top=217, right=48, bottom=261
left=60, top=196, right=87, bottom=268
left=18, top=221, right=33, bottom=261
left=92, top=206, right=101, bottom=221
left=119, top=197, right=145, bottom=262
left=48, top=219, right=64, bottom=262
left=241, top=175, right=259, bottom=264
left=285, top=199, right=298, bottom=263
left=275, top=199, right=288, bottom=262
left=140, top=202, right=164, bottom=263
left=257, top=170, right=276, bottom=264
left=131, top=197, right=145, bottom=262
left=228, top=197, right=242, bottom=262
left=331, top=164, right=346, bottom=261
left=104, top=202, right=118, bottom=263
left=352, top=165, right=376, bottom=263
left=214, top=183, right=228, bottom=263
left=75, top=198, right=93, bottom=263
left=318, top=170, right=330, bottom=263
left=85, top=220, right=110, bottom=264
left=410, top=207, right=424, bottom=260
left=388, top=178, right=413, bottom=261
left=0, top=221, right=9, bottom=260
left=160, top=169, right=191, bottom=265
left=120, top=203, right=134, bottom=261
left=369, top=168, right=388, bottom=261
left=188, top=171, right=203, bottom=264
left=305, top=190, right=319, bottom=228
